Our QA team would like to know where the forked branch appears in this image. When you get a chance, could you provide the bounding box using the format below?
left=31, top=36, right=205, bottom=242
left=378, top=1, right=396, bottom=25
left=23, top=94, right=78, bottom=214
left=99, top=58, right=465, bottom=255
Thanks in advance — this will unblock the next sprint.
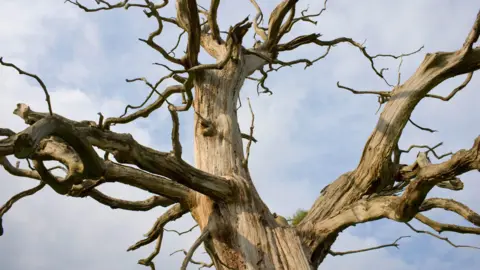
left=181, top=227, right=211, bottom=270
left=128, top=203, right=189, bottom=251
left=405, top=222, right=479, bottom=249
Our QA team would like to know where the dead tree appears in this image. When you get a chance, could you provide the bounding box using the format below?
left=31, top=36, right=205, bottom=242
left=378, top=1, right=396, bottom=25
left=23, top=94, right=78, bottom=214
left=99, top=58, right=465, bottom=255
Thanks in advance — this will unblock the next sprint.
left=1, top=1, right=480, bottom=269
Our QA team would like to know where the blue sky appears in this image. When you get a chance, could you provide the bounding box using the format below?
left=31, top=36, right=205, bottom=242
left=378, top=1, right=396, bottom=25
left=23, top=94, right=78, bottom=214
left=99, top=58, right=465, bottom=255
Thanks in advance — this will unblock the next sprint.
left=0, top=0, right=479, bottom=269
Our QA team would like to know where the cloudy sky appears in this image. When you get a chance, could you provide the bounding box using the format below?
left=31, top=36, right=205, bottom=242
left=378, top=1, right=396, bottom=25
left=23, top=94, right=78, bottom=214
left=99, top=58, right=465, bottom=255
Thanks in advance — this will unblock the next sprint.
left=0, top=0, right=479, bottom=269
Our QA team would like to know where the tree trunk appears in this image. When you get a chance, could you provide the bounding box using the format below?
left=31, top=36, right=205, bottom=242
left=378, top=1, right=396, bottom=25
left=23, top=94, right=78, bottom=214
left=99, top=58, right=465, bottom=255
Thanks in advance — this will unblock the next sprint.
left=190, top=59, right=312, bottom=269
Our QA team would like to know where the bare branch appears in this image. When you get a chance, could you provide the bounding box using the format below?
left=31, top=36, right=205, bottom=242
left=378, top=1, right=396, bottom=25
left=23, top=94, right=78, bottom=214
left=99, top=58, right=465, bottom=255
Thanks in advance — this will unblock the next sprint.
left=181, top=227, right=211, bottom=270
left=208, top=0, right=221, bottom=43
left=138, top=232, right=163, bottom=269
left=1, top=117, right=105, bottom=194
left=65, top=0, right=127, bottom=12
left=415, top=213, right=480, bottom=235
left=419, top=198, right=480, bottom=227
left=0, top=57, right=53, bottom=115
left=139, top=38, right=184, bottom=66
left=168, top=105, right=182, bottom=159
left=426, top=72, right=473, bottom=101
left=336, top=81, right=390, bottom=104
left=249, top=0, right=267, bottom=41
left=0, top=128, right=15, bottom=138
left=329, top=236, right=410, bottom=256
left=8, top=104, right=232, bottom=200
left=242, top=98, right=255, bottom=168
left=64, top=0, right=150, bottom=12
left=264, top=0, right=297, bottom=50
left=283, top=1, right=328, bottom=35
left=119, top=74, right=177, bottom=119
left=188, top=39, right=234, bottom=72
left=1, top=156, right=174, bottom=210
left=0, top=115, right=196, bottom=201
left=0, top=181, right=46, bottom=236
left=461, top=10, right=480, bottom=54
left=128, top=203, right=188, bottom=251
left=164, top=224, right=198, bottom=235
left=88, top=189, right=175, bottom=210
left=399, top=142, right=452, bottom=160
left=397, top=137, right=480, bottom=220
left=371, top=46, right=425, bottom=60
left=277, top=35, right=424, bottom=86
left=435, top=178, right=464, bottom=191
left=408, top=118, right=437, bottom=133
left=169, top=30, right=186, bottom=57
left=241, top=133, right=257, bottom=143
left=170, top=249, right=214, bottom=269
left=104, top=84, right=184, bottom=129
left=268, top=45, right=331, bottom=71
left=176, top=0, right=201, bottom=67
left=405, top=222, right=480, bottom=249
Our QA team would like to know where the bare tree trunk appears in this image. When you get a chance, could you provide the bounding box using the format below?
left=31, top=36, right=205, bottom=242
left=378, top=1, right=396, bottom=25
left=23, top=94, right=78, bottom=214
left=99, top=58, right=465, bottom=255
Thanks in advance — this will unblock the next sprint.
left=191, top=61, right=311, bottom=269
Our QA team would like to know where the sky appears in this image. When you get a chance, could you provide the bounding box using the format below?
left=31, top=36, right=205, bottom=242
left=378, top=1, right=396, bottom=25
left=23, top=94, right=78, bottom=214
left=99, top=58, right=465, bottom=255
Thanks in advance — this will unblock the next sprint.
left=0, top=0, right=479, bottom=269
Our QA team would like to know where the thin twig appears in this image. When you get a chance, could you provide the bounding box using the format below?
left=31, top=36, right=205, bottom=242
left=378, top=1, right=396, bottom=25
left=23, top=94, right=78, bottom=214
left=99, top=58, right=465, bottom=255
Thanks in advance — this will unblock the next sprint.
left=405, top=223, right=480, bottom=249
left=0, top=57, right=53, bottom=115
left=243, top=98, right=255, bottom=168
left=0, top=181, right=46, bottom=236
left=329, top=236, right=410, bottom=256
left=426, top=72, right=473, bottom=101
left=400, top=142, right=452, bottom=160
left=408, top=118, right=437, bottom=133
left=164, top=224, right=198, bottom=236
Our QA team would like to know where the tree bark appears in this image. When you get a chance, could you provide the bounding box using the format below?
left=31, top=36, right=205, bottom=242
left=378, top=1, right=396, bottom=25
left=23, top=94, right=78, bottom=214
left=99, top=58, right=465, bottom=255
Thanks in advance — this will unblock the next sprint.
left=190, top=59, right=311, bottom=269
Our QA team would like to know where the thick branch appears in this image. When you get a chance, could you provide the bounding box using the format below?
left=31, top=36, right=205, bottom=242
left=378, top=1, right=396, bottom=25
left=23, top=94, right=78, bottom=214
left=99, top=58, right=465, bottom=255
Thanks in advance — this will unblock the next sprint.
left=396, top=137, right=480, bottom=220
left=264, top=0, right=297, bottom=50
left=419, top=198, right=480, bottom=227
left=10, top=104, right=232, bottom=200
left=415, top=213, right=480, bottom=235
left=249, top=0, right=267, bottom=41
left=168, top=105, right=182, bottom=159
left=1, top=156, right=174, bottom=210
left=208, top=0, right=221, bottom=43
left=176, top=0, right=201, bottom=67
left=88, top=189, right=175, bottom=210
